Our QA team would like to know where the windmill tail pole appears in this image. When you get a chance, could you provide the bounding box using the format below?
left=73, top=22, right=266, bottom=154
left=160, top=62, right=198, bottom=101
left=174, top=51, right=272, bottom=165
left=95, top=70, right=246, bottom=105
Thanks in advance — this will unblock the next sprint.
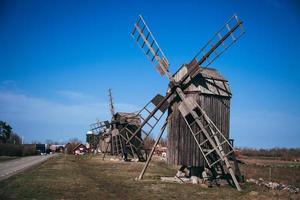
left=137, top=120, right=167, bottom=180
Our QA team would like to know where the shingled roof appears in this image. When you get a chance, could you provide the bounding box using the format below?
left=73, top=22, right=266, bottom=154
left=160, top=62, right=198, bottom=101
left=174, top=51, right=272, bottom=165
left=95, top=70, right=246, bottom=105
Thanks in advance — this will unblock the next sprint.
left=114, top=112, right=141, bottom=126
left=172, top=65, right=231, bottom=97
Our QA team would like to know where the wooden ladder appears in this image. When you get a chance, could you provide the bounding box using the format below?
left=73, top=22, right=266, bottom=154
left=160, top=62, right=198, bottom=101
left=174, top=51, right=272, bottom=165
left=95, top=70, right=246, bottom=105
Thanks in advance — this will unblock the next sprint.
left=178, top=94, right=241, bottom=191
left=118, top=95, right=168, bottom=160
left=111, top=134, right=124, bottom=156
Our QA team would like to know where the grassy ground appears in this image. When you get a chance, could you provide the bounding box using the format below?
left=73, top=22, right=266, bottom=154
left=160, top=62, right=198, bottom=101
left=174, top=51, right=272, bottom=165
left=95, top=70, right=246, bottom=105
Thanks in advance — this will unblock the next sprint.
left=239, top=156, right=300, bottom=188
left=0, top=156, right=18, bottom=163
left=0, top=155, right=299, bottom=200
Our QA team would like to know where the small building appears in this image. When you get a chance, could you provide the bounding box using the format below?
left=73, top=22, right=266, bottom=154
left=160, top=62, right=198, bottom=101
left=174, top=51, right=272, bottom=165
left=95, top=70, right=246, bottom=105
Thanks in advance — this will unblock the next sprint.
left=73, top=144, right=87, bottom=155
left=49, top=144, right=65, bottom=153
left=154, top=144, right=167, bottom=157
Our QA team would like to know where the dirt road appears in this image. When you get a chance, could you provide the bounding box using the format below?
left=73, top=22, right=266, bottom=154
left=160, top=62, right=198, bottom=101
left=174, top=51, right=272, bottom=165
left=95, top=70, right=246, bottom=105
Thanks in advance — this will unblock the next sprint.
left=0, top=154, right=57, bottom=181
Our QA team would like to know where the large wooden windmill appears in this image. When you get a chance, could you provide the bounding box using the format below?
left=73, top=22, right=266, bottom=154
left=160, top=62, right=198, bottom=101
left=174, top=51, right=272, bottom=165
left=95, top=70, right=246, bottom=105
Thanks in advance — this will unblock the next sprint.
left=117, top=14, right=245, bottom=190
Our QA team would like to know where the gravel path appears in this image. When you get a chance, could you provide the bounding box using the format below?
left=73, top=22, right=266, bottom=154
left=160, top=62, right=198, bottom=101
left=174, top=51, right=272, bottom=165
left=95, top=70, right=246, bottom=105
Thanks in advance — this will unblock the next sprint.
left=0, top=154, right=57, bottom=181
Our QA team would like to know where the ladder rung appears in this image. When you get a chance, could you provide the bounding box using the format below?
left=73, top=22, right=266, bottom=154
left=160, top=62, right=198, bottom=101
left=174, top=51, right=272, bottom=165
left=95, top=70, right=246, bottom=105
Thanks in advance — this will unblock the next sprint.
left=144, top=107, right=151, bottom=114
left=217, top=32, right=222, bottom=39
left=188, top=120, right=197, bottom=127
left=152, top=114, right=159, bottom=121
left=205, top=148, right=215, bottom=157
left=136, top=25, right=146, bottom=41
left=226, top=23, right=231, bottom=31
left=146, top=40, right=155, bottom=55
left=141, top=32, right=150, bottom=48
left=216, top=140, right=227, bottom=148
left=224, top=150, right=234, bottom=157
left=194, top=130, right=203, bottom=137
left=201, top=124, right=210, bottom=131
left=200, top=139, right=208, bottom=146
left=151, top=48, right=159, bottom=61
left=210, top=132, right=218, bottom=138
left=140, top=115, right=145, bottom=121
left=142, top=129, right=150, bottom=137
left=210, top=158, right=221, bottom=167
left=146, top=122, right=154, bottom=129
left=132, top=26, right=137, bottom=36
left=209, top=150, right=234, bottom=167
left=140, top=24, right=146, bottom=33
left=136, top=33, right=142, bottom=42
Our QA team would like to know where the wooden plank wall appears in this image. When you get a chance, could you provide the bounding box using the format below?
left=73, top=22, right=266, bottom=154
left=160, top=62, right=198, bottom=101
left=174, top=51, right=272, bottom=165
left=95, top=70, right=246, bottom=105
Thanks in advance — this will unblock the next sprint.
left=167, top=93, right=230, bottom=167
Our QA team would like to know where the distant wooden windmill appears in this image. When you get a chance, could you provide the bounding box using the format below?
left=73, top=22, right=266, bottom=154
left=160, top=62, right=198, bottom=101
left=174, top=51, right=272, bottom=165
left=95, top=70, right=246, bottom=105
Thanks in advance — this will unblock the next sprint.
left=88, top=89, right=142, bottom=159
left=116, top=14, right=245, bottom=190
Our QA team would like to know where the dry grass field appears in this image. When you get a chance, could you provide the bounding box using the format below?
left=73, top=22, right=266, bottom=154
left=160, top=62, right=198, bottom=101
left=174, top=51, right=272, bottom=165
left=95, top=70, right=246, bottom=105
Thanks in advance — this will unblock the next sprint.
left=0, top=155, right=299, bottom=199
left=239, top=156, right=300, bottom=188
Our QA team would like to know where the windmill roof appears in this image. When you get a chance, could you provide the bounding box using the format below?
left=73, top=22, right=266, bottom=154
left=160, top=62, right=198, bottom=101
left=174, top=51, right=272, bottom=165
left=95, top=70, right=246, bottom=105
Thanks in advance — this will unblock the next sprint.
left=200, top=68, right=227, bottom=81
left=114, top=112, right=141, bottom=126
left=115, top=112, right=137, bottom=117
left=72, top=143, right=87, bottom=151
left=172, top=66, right=231, bottom=97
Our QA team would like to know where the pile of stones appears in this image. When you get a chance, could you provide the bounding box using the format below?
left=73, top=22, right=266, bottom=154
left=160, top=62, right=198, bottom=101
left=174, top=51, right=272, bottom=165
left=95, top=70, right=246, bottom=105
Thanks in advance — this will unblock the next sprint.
left=247, top=178, right=299, bottom=194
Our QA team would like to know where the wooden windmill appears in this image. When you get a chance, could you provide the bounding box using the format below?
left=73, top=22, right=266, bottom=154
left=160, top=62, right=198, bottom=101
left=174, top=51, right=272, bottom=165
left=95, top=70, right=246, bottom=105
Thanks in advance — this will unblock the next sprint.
left=117, top=14, right=245, bottom=190
left=89, top=89, right=142, bottom=159
left=107, top=88, right=142, bottom=158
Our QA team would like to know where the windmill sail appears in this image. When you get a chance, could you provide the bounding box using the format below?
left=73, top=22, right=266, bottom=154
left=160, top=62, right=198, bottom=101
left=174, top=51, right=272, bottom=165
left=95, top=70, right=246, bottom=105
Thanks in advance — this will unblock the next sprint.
left=191, top=14, right=245, bottom=68
left=131, top=15, right=170, bottom=78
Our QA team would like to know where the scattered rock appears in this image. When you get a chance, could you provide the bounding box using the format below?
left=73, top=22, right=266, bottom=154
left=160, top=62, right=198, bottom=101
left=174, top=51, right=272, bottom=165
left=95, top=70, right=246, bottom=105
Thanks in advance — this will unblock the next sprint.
left=202, top=170, right=209, bottom=182
left=246, top=178, right=299, bottom=194
left=191, top=176, right=200, bottom=184
left=161, top=177, right=183, bottom=183
left=249, top=191, right=258, bottom=196
left=176, top=170, right=185, bottom=178
left=200, top=183, right=209, bottom=188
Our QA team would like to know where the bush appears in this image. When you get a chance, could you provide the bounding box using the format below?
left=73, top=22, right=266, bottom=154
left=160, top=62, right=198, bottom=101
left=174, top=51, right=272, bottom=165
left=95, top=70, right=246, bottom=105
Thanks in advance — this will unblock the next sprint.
left=0, top=144, right=36, bottom=156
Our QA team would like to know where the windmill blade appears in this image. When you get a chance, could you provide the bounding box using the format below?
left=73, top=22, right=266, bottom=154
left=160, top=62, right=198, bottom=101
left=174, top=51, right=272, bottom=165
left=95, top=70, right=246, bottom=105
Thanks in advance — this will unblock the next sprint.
left=90, top=120, right=110, bottom=134
left=131, top=15, right=171, bottom=78
left=124, top=92, right=171, bottom=146
left=191, top=14, right=245, bottom=68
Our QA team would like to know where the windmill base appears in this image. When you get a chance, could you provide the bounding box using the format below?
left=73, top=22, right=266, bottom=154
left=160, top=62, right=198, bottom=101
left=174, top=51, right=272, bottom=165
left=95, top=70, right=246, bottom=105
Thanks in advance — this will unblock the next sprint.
left=160, top=165, right=241, bottom=188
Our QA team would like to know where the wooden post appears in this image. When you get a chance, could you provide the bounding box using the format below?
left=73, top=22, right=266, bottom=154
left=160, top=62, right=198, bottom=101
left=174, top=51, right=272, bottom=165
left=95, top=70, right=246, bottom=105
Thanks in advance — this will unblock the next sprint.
left=269, top=167, right=272, bottom=181
left=137, top=121, right=167, bottom=180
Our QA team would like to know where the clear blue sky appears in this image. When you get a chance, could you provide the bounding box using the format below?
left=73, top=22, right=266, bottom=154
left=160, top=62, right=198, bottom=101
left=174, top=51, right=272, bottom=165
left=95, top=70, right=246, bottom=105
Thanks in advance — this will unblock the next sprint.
left=0, top=0, right=299, bottom=148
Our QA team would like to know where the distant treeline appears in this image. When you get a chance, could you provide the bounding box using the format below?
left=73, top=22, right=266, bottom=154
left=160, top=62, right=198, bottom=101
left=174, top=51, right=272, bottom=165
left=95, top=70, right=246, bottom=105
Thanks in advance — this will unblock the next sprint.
left=238, top=147, right=300, bottom=160
left=0, top=121, right=22, bottom=145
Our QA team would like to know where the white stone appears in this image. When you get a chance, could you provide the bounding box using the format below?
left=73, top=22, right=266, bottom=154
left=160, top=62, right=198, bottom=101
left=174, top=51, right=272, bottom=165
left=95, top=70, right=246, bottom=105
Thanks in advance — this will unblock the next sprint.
left=176, top=170, right=186, bottom=178
left=191, top=176, right=199, bottom=184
